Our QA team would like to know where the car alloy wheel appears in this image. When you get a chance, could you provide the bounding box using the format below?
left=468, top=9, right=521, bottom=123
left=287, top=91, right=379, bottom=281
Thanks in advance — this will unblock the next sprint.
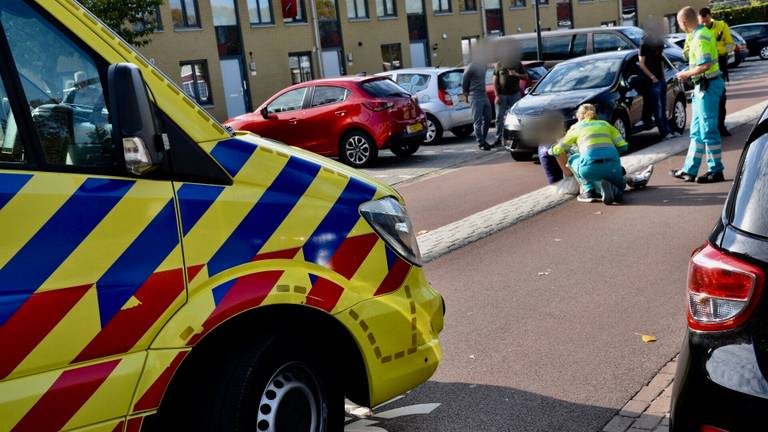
left=425, top=118, right=437, bottom=144
left=761, top=45, right=768, bottom=60
left=674, top=100, right=686, bottom=130
left=256, top=362, right=326, bottom=432
left=613, top=117, right=627, bottom=139
left=345, top=135, right=371, bottom=166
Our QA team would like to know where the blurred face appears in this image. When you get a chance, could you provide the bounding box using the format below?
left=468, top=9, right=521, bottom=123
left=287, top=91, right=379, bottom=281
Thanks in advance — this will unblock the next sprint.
left=699, top=15, right=713, bottom=27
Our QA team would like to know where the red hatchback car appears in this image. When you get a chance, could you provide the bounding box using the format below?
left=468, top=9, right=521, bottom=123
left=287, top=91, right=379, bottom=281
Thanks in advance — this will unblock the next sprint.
left=225, top=76, right=427, bottom=167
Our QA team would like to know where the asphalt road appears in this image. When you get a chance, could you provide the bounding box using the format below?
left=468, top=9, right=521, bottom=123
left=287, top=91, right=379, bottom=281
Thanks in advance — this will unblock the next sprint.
left=345, top=58, right=768, bottom=431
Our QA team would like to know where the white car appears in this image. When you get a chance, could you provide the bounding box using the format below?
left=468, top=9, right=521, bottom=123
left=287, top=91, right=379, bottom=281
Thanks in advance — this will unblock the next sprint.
left=666, top=32, right=736, bottom=66
left=377, top=68, right=474, bottom=144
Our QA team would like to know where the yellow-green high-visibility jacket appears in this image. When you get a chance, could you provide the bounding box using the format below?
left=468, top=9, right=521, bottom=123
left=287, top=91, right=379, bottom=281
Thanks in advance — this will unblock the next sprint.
left=683, top=20, right=734, bottom=58
left=551, top=119, right=628, bottom=157
left=688, top=25, right=721, bottom=80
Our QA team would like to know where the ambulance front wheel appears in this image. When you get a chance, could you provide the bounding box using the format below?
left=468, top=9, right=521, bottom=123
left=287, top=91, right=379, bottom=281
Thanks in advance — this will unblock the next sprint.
left=209, top=334, right=344, bottom=432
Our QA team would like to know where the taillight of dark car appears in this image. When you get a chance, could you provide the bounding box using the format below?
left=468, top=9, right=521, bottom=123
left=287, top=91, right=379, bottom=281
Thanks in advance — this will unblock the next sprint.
left=364, top=100, right=395, bottom=112
left=687, top=243, right=764, bottom=331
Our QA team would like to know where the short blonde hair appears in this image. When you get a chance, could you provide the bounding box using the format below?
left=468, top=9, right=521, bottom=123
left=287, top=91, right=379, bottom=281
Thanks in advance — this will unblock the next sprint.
left=576, top=104, right=598, bottom=121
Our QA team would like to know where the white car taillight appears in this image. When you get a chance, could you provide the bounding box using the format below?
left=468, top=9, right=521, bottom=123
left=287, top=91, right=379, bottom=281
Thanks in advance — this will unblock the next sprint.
left=687, top=243, right=764, bottom=331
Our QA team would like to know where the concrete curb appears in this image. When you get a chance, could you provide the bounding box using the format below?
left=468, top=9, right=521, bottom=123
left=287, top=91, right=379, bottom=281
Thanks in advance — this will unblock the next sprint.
left=417, top=101, right=768, bottom=263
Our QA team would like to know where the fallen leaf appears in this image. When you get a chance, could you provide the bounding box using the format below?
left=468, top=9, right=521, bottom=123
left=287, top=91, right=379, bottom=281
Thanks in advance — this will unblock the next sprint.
left=469, top=355, right=476, bottom=359
left=554, top=238, right=562, bottom=242
left=641, top=334, right=657, bottom=343
left=594, top=211, right=603, bottom=215
left=417, top=230, right=429, bottom=235
left=537, top=269, right=552, bottom=276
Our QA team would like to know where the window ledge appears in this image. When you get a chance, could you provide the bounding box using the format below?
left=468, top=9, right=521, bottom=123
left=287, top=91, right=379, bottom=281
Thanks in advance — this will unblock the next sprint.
left=173, top=27, right=203, bottom=32
left=250, top=23, right=277, bottom=28
left=284, top=21, right=309, bottom=26
left=433, top=12, right=453, bottom=16
left=508, top=6, right=527, bottom=10
left=348, top=17, right=371, bottom=22
left=459, top=10, right=478, bottom=14
left=378, top=15, right=398, bottom=20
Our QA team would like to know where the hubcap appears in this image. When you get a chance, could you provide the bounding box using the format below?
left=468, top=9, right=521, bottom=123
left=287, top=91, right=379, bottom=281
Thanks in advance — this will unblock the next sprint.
left=761, top=46, right=768, bottom=59
left=425, top=119, right=437, bottom=143
left=345, top=135, right=370, bottom=165
left=614, top=118, right=626, bottom=139
left=674, top=101, right=686, bottom=130
left=256, top=363, right=324, bottom=432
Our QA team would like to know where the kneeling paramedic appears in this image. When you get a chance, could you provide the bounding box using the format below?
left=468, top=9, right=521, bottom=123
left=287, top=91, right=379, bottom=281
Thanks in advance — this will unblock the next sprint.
left=672, top=6, right=726, bottom=184
left=550, top=104, right=628, bottom=205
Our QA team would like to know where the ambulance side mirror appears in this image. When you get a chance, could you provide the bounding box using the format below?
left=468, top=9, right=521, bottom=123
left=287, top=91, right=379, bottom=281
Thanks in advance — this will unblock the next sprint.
left=108, top=63, right=163, bottom=176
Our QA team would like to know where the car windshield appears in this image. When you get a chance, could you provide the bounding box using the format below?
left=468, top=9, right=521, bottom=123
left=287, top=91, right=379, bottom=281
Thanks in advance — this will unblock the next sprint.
left=360, top=78, right=410, bottom=98
left=619, top=27, right=644, bottom=46
left=534, top=58, right=621, bottom=94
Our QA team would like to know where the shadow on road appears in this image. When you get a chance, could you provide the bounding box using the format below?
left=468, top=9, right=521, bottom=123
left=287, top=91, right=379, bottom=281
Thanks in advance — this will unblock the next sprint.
left=621, top=184, right=729, bottom=207
left=345, top=381, right=624, bottom=432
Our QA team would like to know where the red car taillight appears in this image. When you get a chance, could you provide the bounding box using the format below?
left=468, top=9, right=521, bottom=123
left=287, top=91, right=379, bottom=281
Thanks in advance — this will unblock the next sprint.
left=701, top=426, right=730, bottom=432
left=687, top=243, right=764, bottom=331
left=438, top=89, right=453, bottom=106
left=364, top=100, right=395, bottom=112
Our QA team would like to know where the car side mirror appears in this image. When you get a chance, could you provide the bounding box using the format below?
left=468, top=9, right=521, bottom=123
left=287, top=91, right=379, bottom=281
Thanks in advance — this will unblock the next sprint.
left=261, top=106, right=278, bottom=120
left=108, top=63, right=163, bottom=176
left=524, top=87, right=533, bottom=95
left=627, top=75, right=645, bottom=91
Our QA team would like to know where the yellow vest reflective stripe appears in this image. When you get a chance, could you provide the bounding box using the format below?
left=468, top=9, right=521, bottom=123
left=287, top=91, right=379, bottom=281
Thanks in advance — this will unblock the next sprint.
left=552, top=120, right=627, bottom=156
left=689, top=25, right=721, bottom=79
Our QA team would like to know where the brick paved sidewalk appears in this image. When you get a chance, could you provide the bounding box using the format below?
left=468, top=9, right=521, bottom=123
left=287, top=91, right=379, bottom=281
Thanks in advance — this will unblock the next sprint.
left=602, top=356, right=679, bottom=432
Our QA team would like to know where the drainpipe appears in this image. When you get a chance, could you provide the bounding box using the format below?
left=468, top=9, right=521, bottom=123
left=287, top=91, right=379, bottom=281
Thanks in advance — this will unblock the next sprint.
left=480, top=0, right=488, bottom=37
left=617, top=0, right=623, bottom=26
left=310, top=0, right=325, bottom=78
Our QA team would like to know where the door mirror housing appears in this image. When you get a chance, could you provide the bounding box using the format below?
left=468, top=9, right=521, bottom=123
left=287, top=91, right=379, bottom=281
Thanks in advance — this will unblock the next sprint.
left=524, top=87, right=533, bottom=95
left=261, top=106, right=278, bottom=120
left=627, top=74, right=646, bottom=91
left=108, top=63, right=163, bottom=176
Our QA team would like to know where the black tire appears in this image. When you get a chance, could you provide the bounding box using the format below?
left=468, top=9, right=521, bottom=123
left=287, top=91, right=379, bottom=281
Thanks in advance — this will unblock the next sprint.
left=510, top=151, right=534, bottom=162
left=450, top=125, right=474, bottom=138
left=424, top=115, right=443, bottom=145
left=669, top=95, right=687, bottom=134
left=209, top=335, right=343, bottom=432
left=611, top=111, right=631, bottom=144
left=760, top=45, right=768, bottom=61
left=391, top=141, right=420, bottom=157
left=339, top=130, right=378, bottom=168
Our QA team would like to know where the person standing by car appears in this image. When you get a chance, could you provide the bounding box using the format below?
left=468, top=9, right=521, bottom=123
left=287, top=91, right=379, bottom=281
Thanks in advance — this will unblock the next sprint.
left=549, top=104, right=628, bottom=205
left=639, top=18, right=672, bottom=141
left=672, top=6, right=726, bottom=184
left=699, top=7, right=734, bottom=136
left=463, top=43, right=493, bottom=151
left=492, top=39, right=528, bottom=147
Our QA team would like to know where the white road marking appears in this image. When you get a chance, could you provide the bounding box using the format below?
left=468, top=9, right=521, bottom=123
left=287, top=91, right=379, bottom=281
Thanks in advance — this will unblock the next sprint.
left=374, top=403, right=442, bottom=419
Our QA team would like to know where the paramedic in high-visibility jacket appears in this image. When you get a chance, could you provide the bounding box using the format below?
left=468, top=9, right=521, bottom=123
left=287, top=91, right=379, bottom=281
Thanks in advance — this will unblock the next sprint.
left=550, top=104, right=628, bottom=205
left=671, top=6, right=726, bottom=184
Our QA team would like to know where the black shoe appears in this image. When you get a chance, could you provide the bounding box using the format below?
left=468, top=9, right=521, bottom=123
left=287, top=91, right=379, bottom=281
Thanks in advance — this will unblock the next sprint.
left=670, top=169, right=696, bottom=182
left=577, top=190, right=601, bottom=203
left=492, top=139, right=502, bottom=148
left=601, top=180, right=615, bottom=205
left=720, top=129, right=732, bottom=137
left=696, top=171, right=725, bottom=184
left=479, top=144, right=491, bottom=151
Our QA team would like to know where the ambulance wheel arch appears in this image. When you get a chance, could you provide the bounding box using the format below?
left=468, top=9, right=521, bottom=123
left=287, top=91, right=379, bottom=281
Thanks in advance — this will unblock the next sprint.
left=148, top=304, right=371, bottom=430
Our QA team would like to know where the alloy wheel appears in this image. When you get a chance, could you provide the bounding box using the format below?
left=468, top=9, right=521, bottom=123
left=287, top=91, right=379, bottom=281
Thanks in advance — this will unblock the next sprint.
left=674, top=100, right=686, bottom=130
left=345, top=135, right=371, bottom=166
left=613, top=118, right=627, bottom=139
left=425, top=119, right=437, bottom=143
left=761, top=46, right=768, bottom=60
left=256, top=362, right=325, bottom=432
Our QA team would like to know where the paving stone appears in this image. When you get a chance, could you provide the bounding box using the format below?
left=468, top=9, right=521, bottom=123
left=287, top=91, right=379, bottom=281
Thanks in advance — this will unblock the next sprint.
left=634, top=385, right=664, bottom=402
left=603, top=415, right=634, bottom=432
left=653, top=426, right=669, bottom=432
left=646, top=396, right=671, bottom=415
left=660, top=362, right=678, bottom=375
left=620, top=399, right=650, bottom=418
left=632, top=413, right=663, bottom=430
left=661, top=416, right=670, bottom=426
left=649, top=373, right=675, bottom=389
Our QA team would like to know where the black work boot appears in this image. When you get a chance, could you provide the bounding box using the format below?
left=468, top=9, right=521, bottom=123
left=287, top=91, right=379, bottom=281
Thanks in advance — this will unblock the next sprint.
left=669, top=169, right=695, bottom=182
left=696, top=171, right=725, bottom=184
left=577, top=189, right=601, bottom=203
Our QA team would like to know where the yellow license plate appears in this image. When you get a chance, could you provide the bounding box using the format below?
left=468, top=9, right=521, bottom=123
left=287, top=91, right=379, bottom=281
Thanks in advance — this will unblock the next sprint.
left=407, top=123, right=424, bottom=133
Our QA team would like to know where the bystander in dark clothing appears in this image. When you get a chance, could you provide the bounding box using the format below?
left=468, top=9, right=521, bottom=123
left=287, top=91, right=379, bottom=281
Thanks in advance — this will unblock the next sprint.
left=463, top=62, right=493, bottom=150
left=639, top=33, right=671, bottom=139
left=493, top=62, right=527, bottom=146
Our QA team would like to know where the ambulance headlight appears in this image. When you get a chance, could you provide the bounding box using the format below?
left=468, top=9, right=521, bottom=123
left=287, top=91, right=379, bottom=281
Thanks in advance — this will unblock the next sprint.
left=360, top=197, right=422, bottom=266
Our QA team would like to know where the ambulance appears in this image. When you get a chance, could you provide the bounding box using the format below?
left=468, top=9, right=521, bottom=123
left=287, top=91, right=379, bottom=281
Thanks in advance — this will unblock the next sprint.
left=0, top=1, right=444, bottom=431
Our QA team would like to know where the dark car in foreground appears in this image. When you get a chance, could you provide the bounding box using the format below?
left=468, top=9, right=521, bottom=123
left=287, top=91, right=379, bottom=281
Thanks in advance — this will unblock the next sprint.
left=670, top=104, right=768, bottom=432
left=731, top=23, right=768, bottom=60
left=225, top=76, right=426, bottom=167
left=503, top=50, right=687, bottom=161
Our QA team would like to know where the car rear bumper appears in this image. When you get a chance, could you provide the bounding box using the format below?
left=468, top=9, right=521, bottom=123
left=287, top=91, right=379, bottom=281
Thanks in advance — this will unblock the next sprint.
left=671, top=331, right=768, bottom=431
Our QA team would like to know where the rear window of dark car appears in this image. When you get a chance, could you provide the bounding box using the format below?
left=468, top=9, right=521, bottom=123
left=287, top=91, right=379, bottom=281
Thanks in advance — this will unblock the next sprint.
left=731, top=135, right=768, bottom=237
left=360, top=79, right=410, bottom=98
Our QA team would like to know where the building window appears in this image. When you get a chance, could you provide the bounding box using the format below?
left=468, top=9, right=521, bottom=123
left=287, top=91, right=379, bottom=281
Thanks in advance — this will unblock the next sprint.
left=665, top=14, right=679, bottom=34
left=285, top=0, right=307, bottom=22
left=433, top=0, right=452, bottom=14
left=381, top=43, right=403, bottom=70
left=460, top=0, right=477, bottom=12
left=537, top=0, right=549, bottom=4
left=180, top=61, right=212, bottom=105
left=406, top=0, right=424, bottom=13
left=289, top=52, right=314, bottom=84
left=133, top=5, right=163, bottom=32
left=510, top=0, right=525, bottom=8
left=170, top=0, right=200, bottom=28
left=461, top=36, right=479, bottom=64
left=601, top=20, right=615, bottom=27
left=485, top=0, right=502, bottom=33
left=347, top=0, right=369, bottom=19
left=377, top=0, right=397, bottom=17
left=247, top=0, right=274, bottom=24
